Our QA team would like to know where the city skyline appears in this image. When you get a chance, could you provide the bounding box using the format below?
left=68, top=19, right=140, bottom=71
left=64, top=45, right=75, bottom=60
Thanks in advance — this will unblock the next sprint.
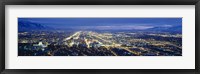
left=18, top=18, right=182, bottom=56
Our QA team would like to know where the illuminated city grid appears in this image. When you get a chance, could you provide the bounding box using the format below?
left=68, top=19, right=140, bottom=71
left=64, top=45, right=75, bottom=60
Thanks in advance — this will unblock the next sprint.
left=18, top=18, right=182, bottom=56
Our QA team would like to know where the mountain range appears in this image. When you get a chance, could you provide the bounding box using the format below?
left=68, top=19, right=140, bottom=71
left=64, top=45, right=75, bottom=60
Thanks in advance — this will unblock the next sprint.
left=18, top=20, right=53, bottom=31
left=18, top=20, right=182, bottom=33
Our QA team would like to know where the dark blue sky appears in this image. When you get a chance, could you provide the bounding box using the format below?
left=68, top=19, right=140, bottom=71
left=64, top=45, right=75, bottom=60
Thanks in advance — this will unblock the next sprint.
left=18, top=18, right=182, bottom=30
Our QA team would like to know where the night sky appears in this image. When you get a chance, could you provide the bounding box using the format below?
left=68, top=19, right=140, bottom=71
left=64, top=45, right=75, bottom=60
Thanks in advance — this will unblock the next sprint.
left=18, top=18, right=182, bottom=30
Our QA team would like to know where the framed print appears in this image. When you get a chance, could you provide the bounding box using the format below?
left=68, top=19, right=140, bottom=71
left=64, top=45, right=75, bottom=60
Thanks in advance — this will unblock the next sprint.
left=0, top=0, right=200, bottom=74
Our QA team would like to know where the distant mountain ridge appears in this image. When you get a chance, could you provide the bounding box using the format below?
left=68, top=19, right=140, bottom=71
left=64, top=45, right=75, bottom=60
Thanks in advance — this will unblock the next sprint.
left=18, top=20, right=182, bottom=33
left=18, top=20, right=53, bottom=31
left=147, top=25, right=182, bottom=33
